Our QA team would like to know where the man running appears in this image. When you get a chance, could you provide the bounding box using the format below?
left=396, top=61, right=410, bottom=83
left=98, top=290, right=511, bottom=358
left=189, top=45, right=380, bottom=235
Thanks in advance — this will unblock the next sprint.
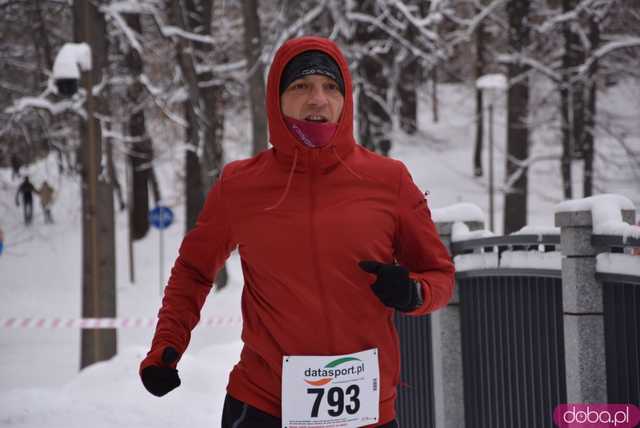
left=140, top=36, right=455, bottom=428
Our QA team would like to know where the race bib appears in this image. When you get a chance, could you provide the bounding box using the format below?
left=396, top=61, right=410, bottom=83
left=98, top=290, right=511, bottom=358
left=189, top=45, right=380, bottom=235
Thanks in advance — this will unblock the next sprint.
left=282, top=348, right=380, bottom=428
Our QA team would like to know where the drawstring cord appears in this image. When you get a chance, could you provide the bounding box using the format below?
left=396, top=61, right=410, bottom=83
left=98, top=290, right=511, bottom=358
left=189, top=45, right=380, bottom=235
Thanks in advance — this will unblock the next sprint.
left=332, top=146, right=363, bottom=180
left=264, top=146, right=362, bottom=211
left=264, top=148, right=299, bottom=211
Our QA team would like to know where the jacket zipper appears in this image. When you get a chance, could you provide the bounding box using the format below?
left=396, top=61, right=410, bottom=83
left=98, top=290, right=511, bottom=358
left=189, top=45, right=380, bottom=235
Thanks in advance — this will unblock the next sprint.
left=309, top=151, right=336, bottom=354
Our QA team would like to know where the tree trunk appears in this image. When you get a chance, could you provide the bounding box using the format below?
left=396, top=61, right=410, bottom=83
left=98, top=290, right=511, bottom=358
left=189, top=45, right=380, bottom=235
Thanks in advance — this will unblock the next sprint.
left=354, top=0, right=393, bottom=156
left=473, top=20, right=485, bottom=177
left=184, top=101, right=205, bottom=232
left=125, top=14, right=156, bottom=240
left=560, top=0, right=574, bottom=199
left=398, top=57, right=419, bottom=135
left=242, top=0, right=268, bottom=155
left=431, top=67, right=438, bottom=123
left=563, top=0, right=586, bottom=159
left=503, top=0, right=530, bottom=234
left=31, top=0, right=53, bottom=72
left=397, top=6, right=420, bottom=135
left=583, top=16, right=599, bottom=197
left=75, top=0, right=116, bottom=370
left=173, top=0, right=228, bottom=288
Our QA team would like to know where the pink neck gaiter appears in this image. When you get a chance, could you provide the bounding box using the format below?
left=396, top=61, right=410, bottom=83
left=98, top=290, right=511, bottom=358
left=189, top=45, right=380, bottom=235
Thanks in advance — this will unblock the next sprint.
left=284, top=116, right=337, bottom=149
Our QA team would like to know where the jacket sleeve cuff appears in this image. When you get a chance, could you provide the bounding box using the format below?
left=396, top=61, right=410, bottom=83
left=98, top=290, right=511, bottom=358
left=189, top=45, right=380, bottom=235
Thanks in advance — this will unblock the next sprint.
left=405, top=274, right=433, bottom=316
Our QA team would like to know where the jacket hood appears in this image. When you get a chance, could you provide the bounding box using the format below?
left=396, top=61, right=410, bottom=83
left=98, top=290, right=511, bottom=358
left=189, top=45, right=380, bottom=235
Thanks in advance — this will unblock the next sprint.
left=266, top=36, right=356, bottom=170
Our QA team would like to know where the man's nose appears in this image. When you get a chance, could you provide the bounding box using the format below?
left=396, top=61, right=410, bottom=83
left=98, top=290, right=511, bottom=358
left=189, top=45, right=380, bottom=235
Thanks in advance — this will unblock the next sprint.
left=308, top=86, right=328, bottom=106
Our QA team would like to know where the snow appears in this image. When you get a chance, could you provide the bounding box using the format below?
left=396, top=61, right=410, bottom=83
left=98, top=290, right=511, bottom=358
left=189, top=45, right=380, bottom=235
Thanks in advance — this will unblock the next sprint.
left=431, top=202, right=485, bottom=224
left=5, top=97, right=75, bottom=116
left=513, top=225, right=560, bottom=238
left=453, top=252, right=498, bottom=272
left=453, top=250, right=561, bottom=272
left=500, top=250, right=562, bottom=270
left=475, top=73, right=507, bottom=90
left=596, top=253, right=640, bottom=276
left=1, top=343, right=242, bottom=428
left=555, top=194, right=640, bottom=241
left=52, top=43, right=92, bottom=79
left=450, top=221, right=494, bottom=242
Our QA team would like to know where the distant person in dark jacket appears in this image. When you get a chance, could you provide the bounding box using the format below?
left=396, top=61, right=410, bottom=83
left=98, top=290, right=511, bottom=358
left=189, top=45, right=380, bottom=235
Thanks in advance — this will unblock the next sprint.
left=15, top=176, right=36, bottom=225
left=10, top=154, right=22, bottom=180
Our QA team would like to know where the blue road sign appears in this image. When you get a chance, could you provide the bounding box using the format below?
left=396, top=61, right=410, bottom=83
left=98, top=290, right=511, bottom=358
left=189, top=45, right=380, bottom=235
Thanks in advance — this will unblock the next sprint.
left=149, top=206, right=174, bottom=230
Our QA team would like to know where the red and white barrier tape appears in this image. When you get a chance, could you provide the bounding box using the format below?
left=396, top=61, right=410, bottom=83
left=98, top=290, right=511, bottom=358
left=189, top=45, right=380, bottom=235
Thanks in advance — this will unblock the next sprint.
left=1, top=316, right=243, bottom=329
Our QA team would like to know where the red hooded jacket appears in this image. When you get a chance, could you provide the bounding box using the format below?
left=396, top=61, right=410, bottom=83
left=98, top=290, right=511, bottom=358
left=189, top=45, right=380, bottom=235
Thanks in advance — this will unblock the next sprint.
left=141, top=36, right=455, bottom=426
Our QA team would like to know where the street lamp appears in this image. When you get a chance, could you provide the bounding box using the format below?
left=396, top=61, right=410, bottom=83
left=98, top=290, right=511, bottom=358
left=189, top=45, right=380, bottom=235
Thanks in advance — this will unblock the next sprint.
left=476, top=73, right=507, bottom=233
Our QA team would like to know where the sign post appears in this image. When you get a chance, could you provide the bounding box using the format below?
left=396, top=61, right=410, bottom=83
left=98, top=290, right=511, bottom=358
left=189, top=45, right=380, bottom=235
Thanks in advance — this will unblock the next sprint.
left=149, top=206, right=174, bottom=295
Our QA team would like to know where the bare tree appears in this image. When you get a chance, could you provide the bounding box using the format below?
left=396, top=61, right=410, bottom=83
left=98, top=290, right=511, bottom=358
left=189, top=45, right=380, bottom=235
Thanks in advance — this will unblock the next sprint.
left=74, top=0, right=117, bottom=369
left=503, top=0, right=531, bottom=234
left=242, top=0, right=268, bottom=155
left=124, top=13, right=158, bottom=240
left=170, top=0, right=229, bottom=287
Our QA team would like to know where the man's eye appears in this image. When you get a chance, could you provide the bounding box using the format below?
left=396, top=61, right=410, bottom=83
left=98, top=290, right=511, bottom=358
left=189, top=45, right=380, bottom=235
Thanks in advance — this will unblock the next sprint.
left=325, top=83, right=338, bottom=91
left=292, top=83, right=307, bottom=90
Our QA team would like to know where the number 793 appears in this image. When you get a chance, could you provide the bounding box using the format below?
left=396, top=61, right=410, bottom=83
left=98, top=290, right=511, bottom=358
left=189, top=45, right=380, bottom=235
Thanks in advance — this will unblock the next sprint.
left=307, top=385, right=361, bottom=418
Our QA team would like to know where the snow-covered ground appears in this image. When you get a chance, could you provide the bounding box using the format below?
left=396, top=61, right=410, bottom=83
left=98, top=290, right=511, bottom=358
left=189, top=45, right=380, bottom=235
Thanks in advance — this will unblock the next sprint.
left=1, top=82, right=638, bottom=427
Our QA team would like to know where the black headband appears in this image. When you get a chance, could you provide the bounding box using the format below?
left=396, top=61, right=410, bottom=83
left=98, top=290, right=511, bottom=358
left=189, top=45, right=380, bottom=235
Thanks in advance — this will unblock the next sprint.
left=279, top=50, right=345, bottom=95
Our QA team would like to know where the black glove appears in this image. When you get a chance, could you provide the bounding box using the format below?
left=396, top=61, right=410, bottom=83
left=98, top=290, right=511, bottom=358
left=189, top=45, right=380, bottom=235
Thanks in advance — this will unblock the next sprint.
left=358, top=260, right=424, bottom=312
left=140, top=347, right=181, bottom=397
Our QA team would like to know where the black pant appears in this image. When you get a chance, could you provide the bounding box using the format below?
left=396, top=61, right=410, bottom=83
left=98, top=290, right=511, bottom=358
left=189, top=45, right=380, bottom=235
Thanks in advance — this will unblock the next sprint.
left=221, top=394, right=399, bottom=428
left=22, top=196, right=33, bottom=225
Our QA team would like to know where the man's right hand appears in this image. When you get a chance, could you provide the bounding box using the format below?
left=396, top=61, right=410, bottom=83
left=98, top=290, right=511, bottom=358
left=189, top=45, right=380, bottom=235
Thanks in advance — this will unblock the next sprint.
left=140, top=346, right=181, bottom=397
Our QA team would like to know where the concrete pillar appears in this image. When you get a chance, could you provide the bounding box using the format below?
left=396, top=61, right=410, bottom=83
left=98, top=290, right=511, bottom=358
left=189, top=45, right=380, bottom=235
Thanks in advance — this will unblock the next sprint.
left=432, top=220, right=483, bottom=428
left=555, top=208, right=635, bottom=403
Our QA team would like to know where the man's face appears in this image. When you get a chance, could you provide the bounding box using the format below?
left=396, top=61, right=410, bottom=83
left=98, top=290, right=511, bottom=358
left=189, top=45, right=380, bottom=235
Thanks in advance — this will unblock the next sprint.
left=281, top=74, right=344, bottom=124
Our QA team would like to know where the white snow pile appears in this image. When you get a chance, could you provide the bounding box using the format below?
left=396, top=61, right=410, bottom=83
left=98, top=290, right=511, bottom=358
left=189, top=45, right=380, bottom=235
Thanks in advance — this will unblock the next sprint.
left=454, top=250, right=562, bottom=272
left=453, top=252, right=498, bottom=272
left=596, top=253, right=640, bottom=276
left=500, top=250, right=562, bottom=270
left=0, top=342, right=243, bottom=428
left=451, top=221, right=495, bottom=242
left=513, top=225, right=560, bottom=238
left=555, top=194, right=640, bottom=242
left=476, top=73, right=507, bottom=90
left=52, top=43, right=92, bottom=79
left=432, top=202, right=486, bottom=224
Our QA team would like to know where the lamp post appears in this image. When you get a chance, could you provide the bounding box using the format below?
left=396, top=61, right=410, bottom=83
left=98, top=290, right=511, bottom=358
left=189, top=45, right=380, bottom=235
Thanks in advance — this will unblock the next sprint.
left=476, top=73, right=507, bottom=233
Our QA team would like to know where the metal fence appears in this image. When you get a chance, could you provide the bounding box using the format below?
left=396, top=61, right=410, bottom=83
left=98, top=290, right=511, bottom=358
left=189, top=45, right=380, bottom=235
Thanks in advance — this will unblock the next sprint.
left=394, top=313, right=436, bottom=428
left=394, top=208, right=639, bottom=427
left=594, top=234, right=640, bottom=406
left=453, top=235, right=566, bottom=428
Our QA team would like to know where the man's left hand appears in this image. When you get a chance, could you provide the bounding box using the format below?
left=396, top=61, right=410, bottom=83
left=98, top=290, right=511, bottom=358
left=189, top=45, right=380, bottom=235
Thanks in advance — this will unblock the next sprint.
left=358, top=260, right=424, bottom=312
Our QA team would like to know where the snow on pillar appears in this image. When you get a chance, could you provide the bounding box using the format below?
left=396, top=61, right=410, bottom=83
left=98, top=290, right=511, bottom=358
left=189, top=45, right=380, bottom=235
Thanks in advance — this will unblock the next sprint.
left=555, top=195, right=636, bottom=404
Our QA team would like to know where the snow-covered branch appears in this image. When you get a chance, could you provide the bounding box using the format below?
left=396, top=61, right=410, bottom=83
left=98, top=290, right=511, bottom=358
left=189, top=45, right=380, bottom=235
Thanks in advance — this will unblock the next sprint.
left=579, top=37, right=640, bottom=74
left=451, top=0, right=505, bottom=44
left=5, top=95, right=77, bottom=116
left=386, top=0, right=439, bottom=43
left=101, top=4, right=144, bottom=54
left=497, top=53, right=562, bottom=82
left=502, top=154, right=561, bottom=194
left=269, top=2, right=327, bottom=64
left=346, top=12, right=434, bottom=61
left=159, top=25, right=216, bottom=45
